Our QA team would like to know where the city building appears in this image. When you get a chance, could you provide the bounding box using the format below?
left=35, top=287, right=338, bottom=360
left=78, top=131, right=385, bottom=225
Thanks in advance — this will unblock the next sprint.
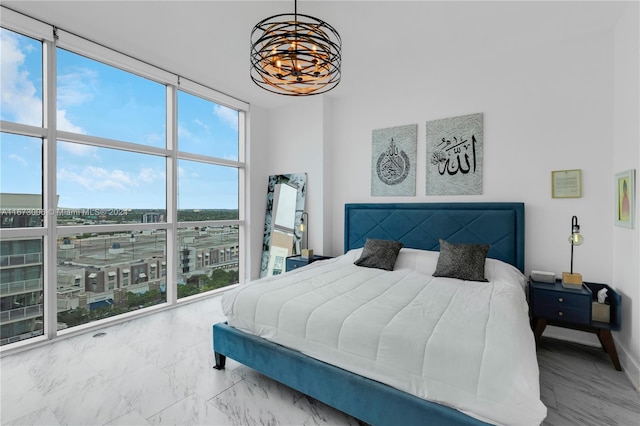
left=1, top=193, right=239, bottom=344
left=0, top=194, right=45, bottom=345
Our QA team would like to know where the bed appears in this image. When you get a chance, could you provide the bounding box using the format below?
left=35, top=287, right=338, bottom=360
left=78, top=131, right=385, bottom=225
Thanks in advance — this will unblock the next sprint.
left=213, top=202, right=546, bottom=426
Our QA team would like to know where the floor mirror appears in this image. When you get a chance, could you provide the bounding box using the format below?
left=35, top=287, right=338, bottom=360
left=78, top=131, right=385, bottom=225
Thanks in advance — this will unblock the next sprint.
left=260, top=173, right=307, bottom=277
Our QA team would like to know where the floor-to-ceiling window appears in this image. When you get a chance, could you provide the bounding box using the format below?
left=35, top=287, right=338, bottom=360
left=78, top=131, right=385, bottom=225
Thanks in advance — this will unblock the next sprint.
left=0, top=9, right=246, bottom=348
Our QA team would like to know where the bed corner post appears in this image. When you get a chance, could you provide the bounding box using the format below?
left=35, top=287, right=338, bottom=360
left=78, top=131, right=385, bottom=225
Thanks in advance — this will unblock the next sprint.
left=214, top=351, right=226, bottom=370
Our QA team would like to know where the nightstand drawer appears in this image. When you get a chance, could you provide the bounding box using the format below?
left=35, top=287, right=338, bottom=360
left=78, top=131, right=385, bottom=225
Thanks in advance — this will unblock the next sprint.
left=287, top=261, right=304, bottom=271
left=533, top=288, right=589, bottom=310
left=534, top=304, right=591, bottom=325
left=285, top=255, right=332, bottom=272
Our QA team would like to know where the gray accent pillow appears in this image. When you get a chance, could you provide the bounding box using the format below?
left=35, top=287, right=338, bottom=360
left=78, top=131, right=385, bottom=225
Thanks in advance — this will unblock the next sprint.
left=433, top=239, right=490, bottom=282
left=354, top=238, right=404, bottom=271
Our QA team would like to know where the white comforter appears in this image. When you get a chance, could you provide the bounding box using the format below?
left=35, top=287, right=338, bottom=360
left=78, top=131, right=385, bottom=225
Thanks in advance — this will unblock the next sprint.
left=222, top=248, right=547, bottom=425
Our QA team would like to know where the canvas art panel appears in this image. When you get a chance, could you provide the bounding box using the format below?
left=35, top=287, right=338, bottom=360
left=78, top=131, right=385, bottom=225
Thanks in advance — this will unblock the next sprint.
left=615, top=169, right=635, bottom=229
left=371, top=124, right=417, bottom=196
left=425, top=113, right=483, bottom=195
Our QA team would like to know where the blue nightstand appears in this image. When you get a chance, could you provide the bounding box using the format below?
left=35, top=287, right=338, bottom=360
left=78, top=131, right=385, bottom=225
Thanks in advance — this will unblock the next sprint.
left=529, top=279, right=622, bottom=370
left=285, top=255, right=332, bottom=272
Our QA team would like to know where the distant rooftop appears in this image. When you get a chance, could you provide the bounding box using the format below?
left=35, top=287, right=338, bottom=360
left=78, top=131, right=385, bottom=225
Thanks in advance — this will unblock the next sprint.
left=0, top=193, right=59, bottom=209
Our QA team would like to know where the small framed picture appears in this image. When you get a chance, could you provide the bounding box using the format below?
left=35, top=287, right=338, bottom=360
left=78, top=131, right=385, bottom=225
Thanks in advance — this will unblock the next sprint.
left=615, top=169, right=635, bottom=229
left=551, top=169, right=582, bottom=198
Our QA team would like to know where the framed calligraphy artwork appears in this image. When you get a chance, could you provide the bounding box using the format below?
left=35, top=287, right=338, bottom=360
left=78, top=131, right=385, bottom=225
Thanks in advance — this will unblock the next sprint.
left=425, top=113, right=483, bottom=195
left=551, top=169, right=582, bottom=198
left=371, top=124, right=417, bottom=196
left=615, top=169, right=635, bottom=229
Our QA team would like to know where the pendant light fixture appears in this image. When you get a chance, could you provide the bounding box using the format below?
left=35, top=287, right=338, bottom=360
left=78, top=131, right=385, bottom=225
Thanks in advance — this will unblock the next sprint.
left=250, top=0, right=342, bottom=96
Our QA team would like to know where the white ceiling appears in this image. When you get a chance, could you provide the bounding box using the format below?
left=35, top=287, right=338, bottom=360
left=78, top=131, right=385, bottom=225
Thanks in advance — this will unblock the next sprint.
left=1, top=1, right=629, bottom=110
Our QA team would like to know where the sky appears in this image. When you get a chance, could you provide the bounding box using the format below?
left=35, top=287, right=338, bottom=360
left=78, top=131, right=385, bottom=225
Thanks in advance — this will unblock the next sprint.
left=0, top=28, right=240, bottom=210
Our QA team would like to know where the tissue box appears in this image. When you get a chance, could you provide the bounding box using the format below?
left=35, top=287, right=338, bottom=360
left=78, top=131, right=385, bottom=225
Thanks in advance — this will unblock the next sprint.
left=301, top=249, right=313, bottom=259
left=592, top=302, right=610, bottom=323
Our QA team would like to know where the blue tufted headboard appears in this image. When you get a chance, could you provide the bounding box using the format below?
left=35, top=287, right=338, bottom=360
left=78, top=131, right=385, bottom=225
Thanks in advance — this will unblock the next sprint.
left=344, top=203, right=525, bottom=272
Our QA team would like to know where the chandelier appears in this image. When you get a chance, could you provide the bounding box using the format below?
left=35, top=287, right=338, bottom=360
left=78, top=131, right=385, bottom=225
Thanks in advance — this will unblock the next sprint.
left=250, top=0, right=342, bottom=96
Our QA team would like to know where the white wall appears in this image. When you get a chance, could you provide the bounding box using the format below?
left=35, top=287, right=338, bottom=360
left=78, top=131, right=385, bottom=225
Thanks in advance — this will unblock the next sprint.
left=328, top=29, right=615, bottom=281
left=613, top=2, right=640, bottom=389
left=247, top=105, right=269, bottom=280
left=249, top=2, right=639, bottom=386
left=249, top=94, right=330, bottom=279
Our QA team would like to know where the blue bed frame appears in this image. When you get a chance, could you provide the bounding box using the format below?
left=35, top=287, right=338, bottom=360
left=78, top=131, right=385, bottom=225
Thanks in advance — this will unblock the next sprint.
left=213, top=202, right=525, bottom=425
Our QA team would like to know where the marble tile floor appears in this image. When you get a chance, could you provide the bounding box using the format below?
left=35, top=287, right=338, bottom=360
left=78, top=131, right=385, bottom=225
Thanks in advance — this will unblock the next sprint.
left=0, top=294, right=638, bottom=426
left=536, top=337, right=640, bottom=426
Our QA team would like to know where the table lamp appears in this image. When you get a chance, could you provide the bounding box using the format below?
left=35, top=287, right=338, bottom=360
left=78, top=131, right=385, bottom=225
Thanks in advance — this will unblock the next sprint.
left=562, top=215, right=584, bottom=288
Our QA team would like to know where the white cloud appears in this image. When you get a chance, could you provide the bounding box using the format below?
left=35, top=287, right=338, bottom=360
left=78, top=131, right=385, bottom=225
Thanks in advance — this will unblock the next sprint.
left=222, top=153, right=238, bottom=161
left=58, top=140, right=96, bottom=157
left=213, top=105, right=238, bottom=129
left=57, top=109, right=86, bottom=133
left=57, top=67, right=97, bottom=108
left=58, top=166, right=130, bottom=191
left=138, top=167, right=164, bottom=183
left=0, top=30, right=41, bottom=126
left=193, top=118, right=210, bottom=132
left=144, top=132, right=164, bottom=146
left=100, top=168, right=133, bottom=190
left=58, top=165, right=164, bottom=193
left=8, top=153, right=28, bottom=166
left=57, top=168, right=93, bottom=190
left=1, top=29, right=86, bottom=133
left=178, top=125, right=192, bottom=139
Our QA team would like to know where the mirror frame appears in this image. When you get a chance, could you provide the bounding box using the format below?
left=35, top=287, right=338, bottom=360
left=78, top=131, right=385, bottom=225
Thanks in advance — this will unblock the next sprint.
left=260, top=173, right=307, bottom=277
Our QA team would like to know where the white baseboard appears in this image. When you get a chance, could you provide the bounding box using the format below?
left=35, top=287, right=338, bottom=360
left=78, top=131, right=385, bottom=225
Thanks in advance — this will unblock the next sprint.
left=615, top=337, right=640, bottom=391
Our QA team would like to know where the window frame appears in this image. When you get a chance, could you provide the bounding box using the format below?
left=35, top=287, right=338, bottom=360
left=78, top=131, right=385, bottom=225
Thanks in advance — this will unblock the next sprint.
left=0, top=9, right=248, bottom=352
